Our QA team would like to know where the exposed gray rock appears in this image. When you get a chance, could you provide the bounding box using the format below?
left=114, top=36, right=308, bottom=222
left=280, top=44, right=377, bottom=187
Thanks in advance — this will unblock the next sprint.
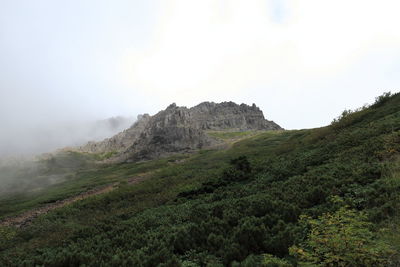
left=189, top=101, right=281, bottom=130
left=77, top=101, right=283, bottom=162
left=77, top=114, right=151, bottom=154
left=116, top=105, right=217, bottom=162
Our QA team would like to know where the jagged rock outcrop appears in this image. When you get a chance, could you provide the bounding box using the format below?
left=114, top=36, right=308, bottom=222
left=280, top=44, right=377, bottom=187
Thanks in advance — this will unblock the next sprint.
left=77, top=101, right=283, bottom=162
left=189, top=101, right=281, bottom=130
left=77, top=114, right=151, bottom=154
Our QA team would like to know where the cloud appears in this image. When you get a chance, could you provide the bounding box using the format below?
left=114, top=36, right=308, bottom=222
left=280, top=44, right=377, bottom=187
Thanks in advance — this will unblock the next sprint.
left=121, top=0, right=400, bottom=115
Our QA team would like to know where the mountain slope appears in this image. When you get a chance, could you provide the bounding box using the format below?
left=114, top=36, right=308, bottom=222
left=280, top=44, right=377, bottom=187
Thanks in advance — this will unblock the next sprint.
left=0, top=93, right=399, bottom=266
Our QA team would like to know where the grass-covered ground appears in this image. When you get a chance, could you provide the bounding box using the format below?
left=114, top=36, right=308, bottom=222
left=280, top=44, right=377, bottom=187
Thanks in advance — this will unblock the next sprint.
left=0, top=92, right=399, bottom=266
left=206, top=130, right=258, bottom=140
left=0, top=152, right=188, bottom=219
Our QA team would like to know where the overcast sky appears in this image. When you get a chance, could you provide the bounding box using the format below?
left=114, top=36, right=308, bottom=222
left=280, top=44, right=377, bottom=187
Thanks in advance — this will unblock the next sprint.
left=1, top=0, right=400, bottom=155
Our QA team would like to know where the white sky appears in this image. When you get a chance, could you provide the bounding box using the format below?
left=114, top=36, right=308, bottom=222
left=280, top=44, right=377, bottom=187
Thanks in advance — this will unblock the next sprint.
left=1, top=0, right=400, bottom=153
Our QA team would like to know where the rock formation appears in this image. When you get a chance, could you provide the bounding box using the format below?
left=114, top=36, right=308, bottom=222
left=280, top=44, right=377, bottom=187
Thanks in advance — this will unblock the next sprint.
left=79, top=114, right=151, bottom=154
left=76, top=101, right=282, bottom=162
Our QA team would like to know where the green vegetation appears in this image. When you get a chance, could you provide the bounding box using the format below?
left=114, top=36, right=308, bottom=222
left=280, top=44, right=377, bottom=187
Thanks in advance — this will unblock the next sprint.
left=289, top=199, right=394, bottom=266
left=0, top=152, right=185, bottom=219
left=0, top=92, right=399, bottom=266
left=206, top=130, right=255, bottom=140
left=91, top=151, right=119, bottom=161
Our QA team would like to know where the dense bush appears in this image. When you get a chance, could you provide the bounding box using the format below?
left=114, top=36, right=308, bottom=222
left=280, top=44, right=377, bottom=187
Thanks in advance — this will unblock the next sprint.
left=290, top=203, right=394, bottom=266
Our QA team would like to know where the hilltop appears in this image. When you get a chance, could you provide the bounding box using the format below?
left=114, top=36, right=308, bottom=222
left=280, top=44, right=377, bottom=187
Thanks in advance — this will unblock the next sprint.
left=76, top=101, right=282, bottom=162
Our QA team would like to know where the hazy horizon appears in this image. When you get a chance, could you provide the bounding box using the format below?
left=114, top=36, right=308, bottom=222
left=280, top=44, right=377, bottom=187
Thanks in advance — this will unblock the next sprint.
left=0, top=116, right=135, bottom=158
left=1, top=0, right=400, bottom=156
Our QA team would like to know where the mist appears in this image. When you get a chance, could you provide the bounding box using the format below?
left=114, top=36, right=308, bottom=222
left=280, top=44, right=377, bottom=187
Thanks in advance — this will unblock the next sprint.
left=0, top=116, right=135, bottom=158
left=0, top=157, right=47, bottom=195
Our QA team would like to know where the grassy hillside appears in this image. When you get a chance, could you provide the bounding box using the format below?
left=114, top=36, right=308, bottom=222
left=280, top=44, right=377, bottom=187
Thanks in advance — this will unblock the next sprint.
left=0, top=92, right=399, bottom=266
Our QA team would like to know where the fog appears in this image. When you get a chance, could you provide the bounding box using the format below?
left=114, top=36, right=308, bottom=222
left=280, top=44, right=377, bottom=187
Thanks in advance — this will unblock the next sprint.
left=0, top=115, right=135, bottom=195
left=0, top=157, right=46, bottom=195
left=0, top=116, right=135, bottom=158
left=0, top=114, right=138, bottom=194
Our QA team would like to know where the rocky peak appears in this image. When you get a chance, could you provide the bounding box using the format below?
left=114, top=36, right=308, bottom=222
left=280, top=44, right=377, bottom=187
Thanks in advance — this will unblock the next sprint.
left=137, top=113, right=150, bottom=121
left=166, top=103, right=177, bottom=109
left=188, top=101, right=281, bottom=131
left=76, top=101, right=283, bottom=162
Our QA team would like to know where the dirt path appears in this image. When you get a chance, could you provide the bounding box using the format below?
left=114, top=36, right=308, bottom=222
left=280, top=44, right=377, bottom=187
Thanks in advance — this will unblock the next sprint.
left=0, top=174, right=148, bottom=228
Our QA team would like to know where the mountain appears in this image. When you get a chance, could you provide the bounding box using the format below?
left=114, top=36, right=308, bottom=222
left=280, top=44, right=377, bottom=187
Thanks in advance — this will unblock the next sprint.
left=77, top=101, right=282, bottom=161
left=1, top=93, right=399, bottom=266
